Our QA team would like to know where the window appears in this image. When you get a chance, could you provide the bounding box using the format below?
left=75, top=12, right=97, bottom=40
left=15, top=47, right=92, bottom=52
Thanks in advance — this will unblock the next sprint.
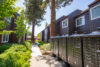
left=2, top=35, right=9, bottom=43
left=7, top=17, right=12, bottom=23
left=4, top=17, right=12, bottom=23
left=76, top=16, right=85, bottom=27
left=90, top=4, right=100, bottom=20
left=62, top=19, right=68, bottom=28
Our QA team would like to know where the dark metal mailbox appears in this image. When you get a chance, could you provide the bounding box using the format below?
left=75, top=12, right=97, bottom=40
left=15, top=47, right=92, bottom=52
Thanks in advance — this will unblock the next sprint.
left=67, top=34, right=84, bottom=67
left=53, top=37, right=59, bottom=57
left=58, top=36, right=68, bottom=62
left=67, top=37, right=74, bottom=66
left=61, top=37, right=68, bottom=62
left=58, top=37, right=63, bottom=59
left=83, top=32, right=100, bottom=67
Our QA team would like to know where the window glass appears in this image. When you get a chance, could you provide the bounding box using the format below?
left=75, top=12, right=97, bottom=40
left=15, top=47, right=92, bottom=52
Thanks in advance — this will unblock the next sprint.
left=91, top=5, right=100, bottom=19
left=2, top=35, right=9, bottom=43
left=62, top=19, right=68, bottom=28
left=76, top=16, right=85, bottom=27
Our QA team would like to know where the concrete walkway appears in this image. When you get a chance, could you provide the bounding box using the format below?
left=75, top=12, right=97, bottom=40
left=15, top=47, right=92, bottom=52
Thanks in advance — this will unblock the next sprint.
left=30, top=45, right=64, bottom=67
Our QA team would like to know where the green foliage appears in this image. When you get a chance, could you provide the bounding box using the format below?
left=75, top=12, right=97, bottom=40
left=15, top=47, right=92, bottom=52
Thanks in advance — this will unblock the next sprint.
left=39, top=43, right=50, bottom=51
left=25, top=0, right=46, bottom=42
left=0, top=30, right=14, bottom=35
left=0, top=43, right=32, bottom=67
left=0, top=0, right=19, bottom=30
left=0, top=43, right=12, bottom=54
left=38, top=41, right=47, bottom=47
left=27, top=31, right=32, bottom=36
left=43, top=0, right=73, bottom=8
left=0, top=20, right=7, bottom=29
left=15, top=10, right=29, bottom=41
left=25, top=0, right=45, bottom=23
left=24, top=41, right=32, bottom=51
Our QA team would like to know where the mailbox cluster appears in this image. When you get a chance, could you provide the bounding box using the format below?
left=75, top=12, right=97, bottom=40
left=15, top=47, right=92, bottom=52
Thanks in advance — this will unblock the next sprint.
left=51, top=33, right=100, bottom=67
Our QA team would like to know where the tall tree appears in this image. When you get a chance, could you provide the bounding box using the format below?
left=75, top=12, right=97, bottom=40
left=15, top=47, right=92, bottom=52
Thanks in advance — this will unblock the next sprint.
left=25, top=0, right=45, bottom=43
left=15, top=10, right=29, bottom=43
left=43, top=0, right=73, bottom=36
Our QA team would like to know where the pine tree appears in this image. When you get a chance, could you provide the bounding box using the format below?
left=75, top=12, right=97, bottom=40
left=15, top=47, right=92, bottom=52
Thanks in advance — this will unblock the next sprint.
left=25, top=0, right=45, bottom=43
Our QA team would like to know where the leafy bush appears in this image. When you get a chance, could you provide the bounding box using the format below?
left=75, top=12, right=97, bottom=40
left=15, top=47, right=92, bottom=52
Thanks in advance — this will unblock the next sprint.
left=0, top=43, right=32, bottom=67
left=38, top=41, right=47, bottom=47
left=0, top=43, right=12, bottom=54
left=24, top=41, right=32, bottom=51
left=40, top=43, right=51, bottom=51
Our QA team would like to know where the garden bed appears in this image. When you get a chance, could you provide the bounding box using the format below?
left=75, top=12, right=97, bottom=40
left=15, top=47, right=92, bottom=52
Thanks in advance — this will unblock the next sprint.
left=38, top=41, right=51, bottom=55
left=0, top=41, right=32, bottom=67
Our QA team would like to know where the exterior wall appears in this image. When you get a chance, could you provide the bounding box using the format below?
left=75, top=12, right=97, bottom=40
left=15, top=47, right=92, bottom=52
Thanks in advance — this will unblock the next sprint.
left=59, top=10, right=82, bottom=35
left=89, top=1, right=100, bottom=32
left=40, top=26, right=50, bottom=42
left=60, top=18, right=68, bottom=35
left=56, top=16, right=67, bottom=36
left=44, top=28, right=48, bottom=42
left=75, top=11, right=90, bottom=34
left=56, top=20, right=61, bottom=36
left=41, top=30, right=45, bottom=41
left=43, top=26, right=50, bottom=42
left=68, top=10, right=82, bottom=35
left=47, top=26, right=50, bottom=42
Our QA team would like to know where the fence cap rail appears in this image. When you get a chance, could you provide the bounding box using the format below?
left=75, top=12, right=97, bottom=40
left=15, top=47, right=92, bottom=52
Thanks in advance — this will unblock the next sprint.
left=69, top=34, right=85, bottom=37
left=84, top=31, right=100, bottom=37
left=50, top=32, right=100, bottom=39
left=50, top=35, right=68, bottom=38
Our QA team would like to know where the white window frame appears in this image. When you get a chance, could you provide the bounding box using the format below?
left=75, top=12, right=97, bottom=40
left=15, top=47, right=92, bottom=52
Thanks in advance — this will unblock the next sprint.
left=2, top=35, right=9, bottom=43
left=76, top=16, right=85, bottom=27
left=90, top=4, right=100, bottom=20
left=62, top=18, right=68, bottom=28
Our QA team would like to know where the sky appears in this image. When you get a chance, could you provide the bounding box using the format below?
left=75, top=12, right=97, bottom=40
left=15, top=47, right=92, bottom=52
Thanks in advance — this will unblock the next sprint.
left=16, top=0, right=95, bottom=36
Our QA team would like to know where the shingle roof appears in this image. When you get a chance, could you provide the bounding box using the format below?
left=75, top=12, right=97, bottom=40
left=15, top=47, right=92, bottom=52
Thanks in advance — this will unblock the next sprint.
left=88, top=0, right=100, bottom=7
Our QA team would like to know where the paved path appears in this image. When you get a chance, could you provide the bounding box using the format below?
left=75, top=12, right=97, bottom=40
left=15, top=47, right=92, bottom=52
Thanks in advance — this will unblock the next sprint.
left=30, top=45, right=64, bottom=67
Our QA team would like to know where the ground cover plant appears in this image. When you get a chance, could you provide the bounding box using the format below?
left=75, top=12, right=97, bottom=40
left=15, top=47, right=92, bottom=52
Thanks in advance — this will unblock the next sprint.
left=38, top=41, right=47, bottom=47
left=38, top=41, right=51, bottom=55
left=0, top=41, right=32, bottom=67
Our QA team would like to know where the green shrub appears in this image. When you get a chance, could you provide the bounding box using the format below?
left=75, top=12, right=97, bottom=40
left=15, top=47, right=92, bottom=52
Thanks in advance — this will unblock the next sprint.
left=40, top=43, right=50, bottom=51
left=24, top=41, right=32, bottom=51
left=0, top=43, right=12, bottom=54
left=0, top=43, right=32, bottom=67
left=38, top=41, right=47, bottom=47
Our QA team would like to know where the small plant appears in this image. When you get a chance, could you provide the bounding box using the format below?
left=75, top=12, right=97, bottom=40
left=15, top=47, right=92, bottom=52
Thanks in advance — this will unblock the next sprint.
left=40, top=43, right=50, bottom=51
left=38, top=41, right=47, bottom=47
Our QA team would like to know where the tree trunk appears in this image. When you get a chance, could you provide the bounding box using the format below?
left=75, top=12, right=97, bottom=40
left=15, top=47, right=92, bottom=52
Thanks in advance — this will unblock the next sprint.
left=50, top=0, right=56, bottom=37
left=31, top=19, right=35, bottom=43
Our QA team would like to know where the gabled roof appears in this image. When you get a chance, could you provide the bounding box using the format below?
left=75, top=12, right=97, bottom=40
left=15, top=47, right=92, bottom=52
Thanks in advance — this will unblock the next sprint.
left=88, top=0, right=100, bottom=7
left=75, top=9, right=89, bottom=19
left=56, top=16, right=67, bottom=23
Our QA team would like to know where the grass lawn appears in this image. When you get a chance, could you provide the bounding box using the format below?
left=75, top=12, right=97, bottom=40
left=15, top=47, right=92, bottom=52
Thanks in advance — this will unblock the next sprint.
left=0, top=41, right=32, bottom=67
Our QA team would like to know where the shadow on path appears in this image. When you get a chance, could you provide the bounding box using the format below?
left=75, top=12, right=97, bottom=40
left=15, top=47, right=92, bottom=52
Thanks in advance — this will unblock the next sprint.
left=30, top=45, right=65, bottom=67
